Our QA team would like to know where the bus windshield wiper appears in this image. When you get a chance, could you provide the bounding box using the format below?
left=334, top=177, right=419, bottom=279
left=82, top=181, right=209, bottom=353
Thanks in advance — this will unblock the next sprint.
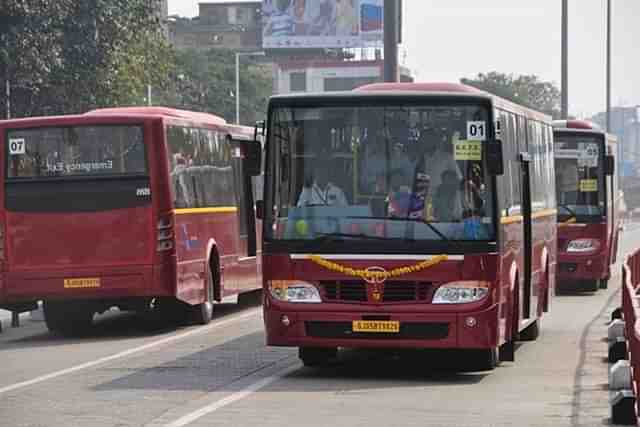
left=313, top=232, right=395, bottom=242
left=344, top=216, right=449, bottom=242
left=558, top=204, right=578, bottom=222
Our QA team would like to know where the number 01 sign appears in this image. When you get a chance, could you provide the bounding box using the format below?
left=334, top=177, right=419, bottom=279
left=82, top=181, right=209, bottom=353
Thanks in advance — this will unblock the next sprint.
left=467, top=121, right=486, bottom=141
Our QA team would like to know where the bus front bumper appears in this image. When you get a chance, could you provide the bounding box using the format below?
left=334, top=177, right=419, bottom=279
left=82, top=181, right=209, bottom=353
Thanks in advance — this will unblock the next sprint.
left=557, top=251, right=609, bottom=282
left=264, top=303, right=500, bottom=350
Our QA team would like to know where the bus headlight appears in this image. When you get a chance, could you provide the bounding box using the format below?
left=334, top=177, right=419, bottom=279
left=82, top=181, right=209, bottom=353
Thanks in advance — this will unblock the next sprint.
left=268, top=281, right=322, bottom=303
left=566, top=239, right=601, bottom=253
left=432, top=281, right=490, bottom=304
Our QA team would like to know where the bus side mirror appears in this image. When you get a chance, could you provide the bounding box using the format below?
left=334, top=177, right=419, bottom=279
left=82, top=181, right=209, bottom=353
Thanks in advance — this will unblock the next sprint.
left=486, top=140, right=504, bottom=176
left=256, top=200, right=265, bottom=220
left=244, top=141, right=262, bottom=176
left=605, top=155, right=615, bottom=176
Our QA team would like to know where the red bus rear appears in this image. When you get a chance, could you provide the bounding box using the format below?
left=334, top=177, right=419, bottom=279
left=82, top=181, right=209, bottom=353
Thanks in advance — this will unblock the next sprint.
left=0, top=107, right=262, bottom=335
left=259, top=83, right=556, bottom=370
left=553, top=120, right=621, bottom=291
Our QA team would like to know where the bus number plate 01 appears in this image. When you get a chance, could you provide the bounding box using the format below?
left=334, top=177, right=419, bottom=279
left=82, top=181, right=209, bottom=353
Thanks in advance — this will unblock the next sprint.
left=64, top=278, right=101, bottom=289
left=352, top=320, right=400, bottom=333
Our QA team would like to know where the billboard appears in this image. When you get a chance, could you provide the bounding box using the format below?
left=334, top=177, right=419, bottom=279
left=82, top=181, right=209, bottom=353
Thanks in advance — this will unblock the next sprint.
left=262, top=0, right=384, bottom=49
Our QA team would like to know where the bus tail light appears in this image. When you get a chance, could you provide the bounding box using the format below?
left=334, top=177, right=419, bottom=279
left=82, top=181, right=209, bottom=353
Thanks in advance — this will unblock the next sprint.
left=432, top=281, right=490, bottom=304
left=157, top=214, right=175, bottom=252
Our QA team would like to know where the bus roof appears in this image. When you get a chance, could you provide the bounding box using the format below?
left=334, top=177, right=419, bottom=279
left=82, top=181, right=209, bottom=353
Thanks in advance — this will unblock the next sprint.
left=0, top=107, right=232, bottom=131
left=86, top=107, right=227, bottom=125
left=269, top=82, right=551, bottom=123
left=355, top=82, right=552, bottom=122
left=552, top=119, right=602, bottom=131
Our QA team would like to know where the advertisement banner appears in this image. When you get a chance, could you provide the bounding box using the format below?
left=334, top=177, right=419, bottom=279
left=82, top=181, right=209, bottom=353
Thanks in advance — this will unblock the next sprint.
left=262, top=0, right=384, bottom=49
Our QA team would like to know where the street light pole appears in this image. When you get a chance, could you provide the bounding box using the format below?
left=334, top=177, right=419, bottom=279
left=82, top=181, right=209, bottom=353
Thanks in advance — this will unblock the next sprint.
left=235, top=51, right=265, bottom=125
left=235, top=53, right=240, bottom=125
left=561, top=0, right=568, bottom=119
left=606, top=0, right=612, bottom=132
left=383, top=0, right=399, bottom=82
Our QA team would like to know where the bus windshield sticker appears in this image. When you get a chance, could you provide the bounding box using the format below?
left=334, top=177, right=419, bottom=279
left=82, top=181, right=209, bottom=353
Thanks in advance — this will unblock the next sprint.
left=467, top=121, right=486, bottom=141
left=579, top=179, right=598, bottom=192
left=494, top=117, right=502, bottom=140
left=454, top=140, right=482, bottom=161
left=9, top=138, right=25, bottom=155
left=578, top=144, right=599, bottom=167
left=45, top=160, right=114, bottom=174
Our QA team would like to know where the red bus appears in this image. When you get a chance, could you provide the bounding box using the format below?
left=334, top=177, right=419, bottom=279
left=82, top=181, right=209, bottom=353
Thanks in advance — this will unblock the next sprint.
left=258, top=83, right=557, bottom=370
left=553, top=119, right=621, bottom=292
left=0, top=107, right=263, bottom=335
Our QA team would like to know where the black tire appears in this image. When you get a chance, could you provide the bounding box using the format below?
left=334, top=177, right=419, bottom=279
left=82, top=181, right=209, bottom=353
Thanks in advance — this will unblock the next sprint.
left=44, top=301, right=94, bottom=337
left=193, top=266, right=215, bottom=325
left=599, top=278, right=609, bottom=290
left=519, top=319, right=540, bottom=341
left=584, top=280, right=599, bottom=293
left=299, top=347, right=337, bottom=367
left=156, top=297, right=190, bottom=326
left=467, top=348, right=499, bottom=371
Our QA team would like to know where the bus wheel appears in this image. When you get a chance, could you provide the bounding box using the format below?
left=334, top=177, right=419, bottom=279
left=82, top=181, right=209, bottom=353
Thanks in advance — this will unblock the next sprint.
left=193, top=265, right=215, bottom=325
left=43, top=301, right=94, bottom=337
left=299, top=347, right=337, bottom=367
left=599, top=279, right=609, bottom=290
left=520, top=320, right=540, bottom=341
left=584, top=280, right=599, bottom=293
left=468, top=348, right=499, bottom=371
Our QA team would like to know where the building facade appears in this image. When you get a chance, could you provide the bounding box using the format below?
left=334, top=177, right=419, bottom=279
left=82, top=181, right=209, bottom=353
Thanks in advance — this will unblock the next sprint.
left=274, top=59, right=413, bottom=94
left=169, top=1, right=262, bottom=51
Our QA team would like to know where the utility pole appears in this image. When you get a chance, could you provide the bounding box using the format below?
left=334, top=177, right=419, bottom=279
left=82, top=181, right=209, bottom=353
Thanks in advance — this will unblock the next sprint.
left=561, top=0, right=568, bottom=119
left=383, top=0, right=399, bottom=83
left=606, top=0, right=612, bottom=132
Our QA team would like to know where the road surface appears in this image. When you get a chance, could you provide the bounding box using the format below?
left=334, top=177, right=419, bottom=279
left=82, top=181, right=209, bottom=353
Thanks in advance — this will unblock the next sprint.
left=1, top=230, right=636, bottom=426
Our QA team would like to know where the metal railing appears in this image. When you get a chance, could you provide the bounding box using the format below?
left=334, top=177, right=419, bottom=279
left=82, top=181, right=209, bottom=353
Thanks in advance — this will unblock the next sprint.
left=611, top=249, right=640, bottom=425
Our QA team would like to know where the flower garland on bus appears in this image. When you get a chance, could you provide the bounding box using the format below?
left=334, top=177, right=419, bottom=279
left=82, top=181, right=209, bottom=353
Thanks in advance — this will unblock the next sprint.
left=308, top=255, right=448, bottom=281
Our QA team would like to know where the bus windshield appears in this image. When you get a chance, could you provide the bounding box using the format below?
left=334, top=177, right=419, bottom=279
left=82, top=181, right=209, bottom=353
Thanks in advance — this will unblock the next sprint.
left=554, top=134, right=604, bottom=219
left=6, top=125, right=146, bottom=179
left=265, top=103, right=496, bottom=244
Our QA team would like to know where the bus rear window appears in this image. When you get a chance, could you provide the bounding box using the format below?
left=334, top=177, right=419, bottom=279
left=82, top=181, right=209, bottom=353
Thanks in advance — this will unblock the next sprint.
left=6, top=125, right=147, bottom=179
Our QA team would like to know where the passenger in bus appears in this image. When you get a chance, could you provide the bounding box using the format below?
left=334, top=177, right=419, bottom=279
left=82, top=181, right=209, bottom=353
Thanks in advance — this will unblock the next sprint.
left=557, top=162, right=580, bottom=205
left=433, top=169, right=464, bottom=222
left=419, top=128, right=462, bottom=191
left=360, top=129, right=413, bottom=194
left=297, top=161, right=348, bottom=207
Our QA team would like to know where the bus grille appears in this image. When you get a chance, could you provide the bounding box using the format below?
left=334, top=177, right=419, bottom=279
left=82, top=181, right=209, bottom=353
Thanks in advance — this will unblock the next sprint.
left=305, top=321, right=449, bottom=340
left=321, top=281, right=432, bottom=303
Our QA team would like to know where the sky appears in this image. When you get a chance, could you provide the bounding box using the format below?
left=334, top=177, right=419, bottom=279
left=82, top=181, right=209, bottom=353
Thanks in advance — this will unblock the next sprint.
left=168, top=0, right=640, bottom=117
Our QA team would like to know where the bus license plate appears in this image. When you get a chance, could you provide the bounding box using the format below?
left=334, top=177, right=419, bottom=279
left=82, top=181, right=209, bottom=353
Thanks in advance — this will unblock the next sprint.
left=64, top=278, right=101, bottom=289
left=352, top=320, right=400, bottom=333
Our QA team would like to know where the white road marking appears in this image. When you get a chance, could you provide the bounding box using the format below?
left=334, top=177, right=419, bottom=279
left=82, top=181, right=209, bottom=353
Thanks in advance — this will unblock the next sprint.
left=0, top=308, right=261, bottom=396
left=165, top=365, right=298, bottom=427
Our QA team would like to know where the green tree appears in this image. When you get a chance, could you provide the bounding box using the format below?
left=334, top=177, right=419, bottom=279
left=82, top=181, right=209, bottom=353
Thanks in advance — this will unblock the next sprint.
left=161, top=49, right=273, bottom=125
left=0, top=0, right=171, bottom=118
left=461, top=72, right=562, bottom=118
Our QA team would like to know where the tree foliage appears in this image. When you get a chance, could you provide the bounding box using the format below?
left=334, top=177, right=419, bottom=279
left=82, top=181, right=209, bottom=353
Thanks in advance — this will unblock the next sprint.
left=0, top=0, right=171, bottom=118
left=161, top=49, right=273, bottom=125
left=461, top=72, right=561, bottom=118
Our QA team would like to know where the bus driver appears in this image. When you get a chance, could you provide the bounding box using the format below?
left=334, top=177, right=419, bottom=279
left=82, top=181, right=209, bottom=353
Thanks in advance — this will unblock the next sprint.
left=297, top=160, right=348, bottom=207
